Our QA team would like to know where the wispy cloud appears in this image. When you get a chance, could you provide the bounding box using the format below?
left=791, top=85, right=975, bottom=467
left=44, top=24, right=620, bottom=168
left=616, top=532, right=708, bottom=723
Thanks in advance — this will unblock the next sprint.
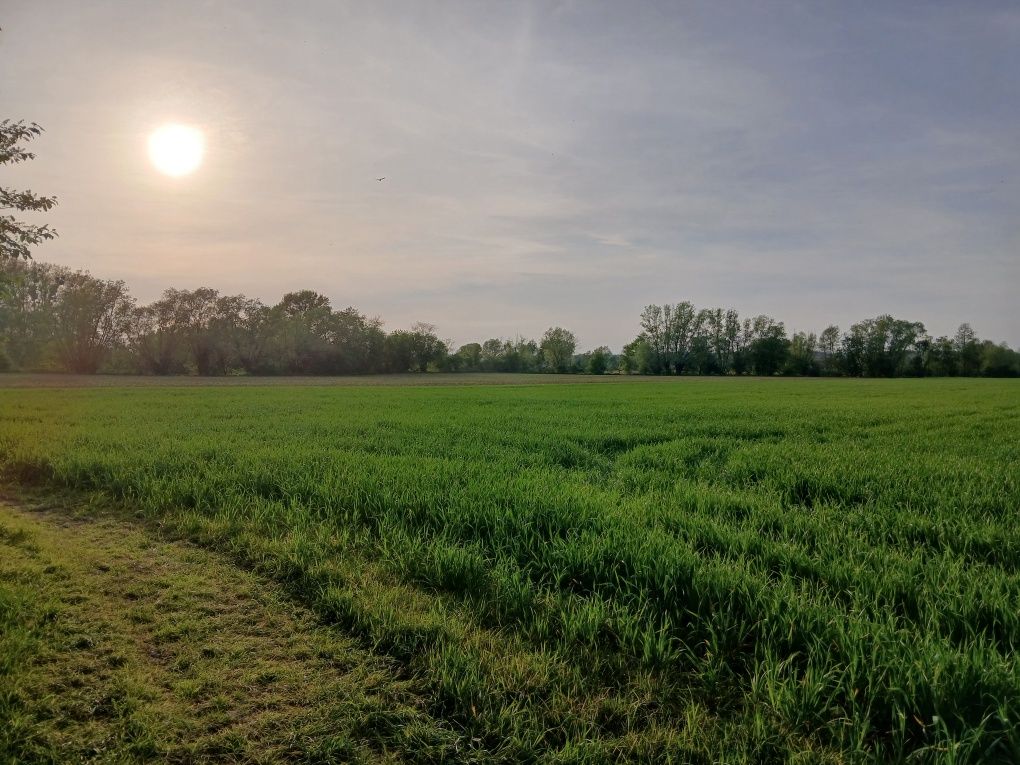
left=3, top=0, right=1017, bottom=348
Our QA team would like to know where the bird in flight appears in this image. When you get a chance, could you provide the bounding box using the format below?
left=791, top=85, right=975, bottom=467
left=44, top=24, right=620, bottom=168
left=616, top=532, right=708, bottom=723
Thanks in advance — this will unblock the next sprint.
left=376, top=177, right=386, bottom=182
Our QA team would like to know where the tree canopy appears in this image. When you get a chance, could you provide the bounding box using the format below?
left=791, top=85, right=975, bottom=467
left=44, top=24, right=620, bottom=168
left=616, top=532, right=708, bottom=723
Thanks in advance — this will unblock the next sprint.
left=1, top=259, right=1017, bottom=378
left=1, top=120, right=57, bottom=262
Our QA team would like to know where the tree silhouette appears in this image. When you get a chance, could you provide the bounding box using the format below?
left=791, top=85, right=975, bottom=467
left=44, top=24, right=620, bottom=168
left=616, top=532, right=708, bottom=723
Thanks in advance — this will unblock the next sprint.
left=1, top=121, right=57, bottom=261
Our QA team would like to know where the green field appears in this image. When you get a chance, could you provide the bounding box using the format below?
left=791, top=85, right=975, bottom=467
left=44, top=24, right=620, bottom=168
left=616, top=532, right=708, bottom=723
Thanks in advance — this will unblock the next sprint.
left=2, top=377, right=1019, bottom=763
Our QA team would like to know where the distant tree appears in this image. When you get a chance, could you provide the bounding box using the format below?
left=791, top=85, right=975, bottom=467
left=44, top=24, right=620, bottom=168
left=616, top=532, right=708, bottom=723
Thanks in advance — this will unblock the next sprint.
left=840, top=315, right=925, bottom=377
left=331, top=306, right=386, bottom=374
left=732, top=323, right=752, bottom=375
left=474, top=336, right=543, bottom=373
left=177, top=288, right=228, bottom=374
left=639, top=302, right=702, bottom=374
left=836, top=325, right=865, bottom=376
left=879, top=316, right=926, bottom=377
left=954, top=323, right=982, bottom=376
left=637, top=304, right=668, bottom=373
left=212, top=295, right=274, bottom=374
left=586, top=346, right=611, bottom=375
left=277, top=290, right=331, bottom=321
left=1, top=121, right=57, bottom=262
left=819, top=325, right=840, bottom=375
left=273, top=290, right=335, bottom=373
left=128, top=288, right=233, bottom=375
left=698, top=307, right=740, bottom=374
left=785, top=331, right=818, bottom=376
left=745, top=315, right=789, bottom=375
left=540, top=327, right=577, bottom=373
left=510, top=336, right=542, bottom=372
left=495, top=338, right=522, bottom=372
left=455, top=342, right=482, bottom=371
left=51, top=271, right=134, bottom=373
left=127, top=299, right=187, bottom=375
left=383, top=330, right=415, bottom=372
left=479, top=338, right=505, bottom=371
left=407, top=322, right=447, bottom=372
left=619, top=337, right=654, bottom=374
left=381, top=323, right=446, bottom=373
left=688, top=331, right=716, bottom=375
left=0, top=258, right=63, bottom=369
left=617, top=342, right=635, bottom=374
left=980, top=341, right=1020, bottom=377
left=910, top=335, right=932, bottom=377
left=926, top=336, right=957, bottom=377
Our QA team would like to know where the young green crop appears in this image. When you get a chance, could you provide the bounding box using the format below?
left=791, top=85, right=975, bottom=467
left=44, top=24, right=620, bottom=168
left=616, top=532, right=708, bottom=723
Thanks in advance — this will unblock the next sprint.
left=1, top=377, right=1018, bottom=763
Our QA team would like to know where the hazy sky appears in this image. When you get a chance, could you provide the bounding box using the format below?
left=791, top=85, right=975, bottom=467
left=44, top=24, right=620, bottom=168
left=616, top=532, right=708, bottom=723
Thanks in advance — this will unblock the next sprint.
left=4, top=1, right=1018, bottom=349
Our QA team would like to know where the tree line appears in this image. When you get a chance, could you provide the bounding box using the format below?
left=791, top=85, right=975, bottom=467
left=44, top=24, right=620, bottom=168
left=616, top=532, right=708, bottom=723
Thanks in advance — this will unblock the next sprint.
left=0, top=259, right=584, bottom=375
left=620, top=303, right=1018, bottom=378
left=3, top=120, right=1016, bottom=378
left=1, top=260, right=1017, bottom=377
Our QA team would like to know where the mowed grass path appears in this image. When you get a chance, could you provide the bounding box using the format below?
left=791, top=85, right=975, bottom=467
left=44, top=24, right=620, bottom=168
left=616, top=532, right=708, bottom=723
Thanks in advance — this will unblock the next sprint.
left=1, top=377, right=1018, bottom=763
left=1, top=499, right=459, bottom=763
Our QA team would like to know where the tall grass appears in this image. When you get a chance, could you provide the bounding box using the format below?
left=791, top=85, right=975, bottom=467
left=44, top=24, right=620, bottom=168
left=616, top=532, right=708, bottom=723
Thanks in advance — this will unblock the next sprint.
left=1, top=378, right=1018, bottom=762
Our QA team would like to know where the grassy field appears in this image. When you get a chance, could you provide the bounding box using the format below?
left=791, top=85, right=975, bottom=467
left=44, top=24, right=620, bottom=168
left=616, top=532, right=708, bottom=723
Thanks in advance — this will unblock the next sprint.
left=1, top=377, right=1018, bottom=763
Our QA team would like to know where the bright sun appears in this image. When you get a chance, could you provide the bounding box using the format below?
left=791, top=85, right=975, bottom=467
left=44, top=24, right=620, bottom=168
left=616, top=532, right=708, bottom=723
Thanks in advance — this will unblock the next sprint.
left=148, top=124, right=204, bottom=177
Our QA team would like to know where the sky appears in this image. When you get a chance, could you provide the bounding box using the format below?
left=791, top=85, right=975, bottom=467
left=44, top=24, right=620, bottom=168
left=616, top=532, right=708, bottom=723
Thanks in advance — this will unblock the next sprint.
left=3, top=0, right=1018, bottom=350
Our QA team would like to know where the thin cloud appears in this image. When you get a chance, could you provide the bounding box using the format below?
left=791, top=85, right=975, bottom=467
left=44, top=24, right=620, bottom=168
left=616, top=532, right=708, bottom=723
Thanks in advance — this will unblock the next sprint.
left=2, top=0, right=1016, bottom=348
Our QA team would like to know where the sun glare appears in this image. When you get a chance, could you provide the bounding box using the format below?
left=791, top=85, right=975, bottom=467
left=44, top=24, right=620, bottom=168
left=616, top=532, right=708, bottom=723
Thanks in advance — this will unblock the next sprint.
left=148, top=124, right=204, bottom=177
